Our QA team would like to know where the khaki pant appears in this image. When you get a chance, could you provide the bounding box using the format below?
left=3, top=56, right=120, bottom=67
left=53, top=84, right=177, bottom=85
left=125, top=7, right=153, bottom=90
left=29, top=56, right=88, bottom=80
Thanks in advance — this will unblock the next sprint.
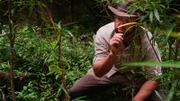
left=69, top=71, right=166, bottom=101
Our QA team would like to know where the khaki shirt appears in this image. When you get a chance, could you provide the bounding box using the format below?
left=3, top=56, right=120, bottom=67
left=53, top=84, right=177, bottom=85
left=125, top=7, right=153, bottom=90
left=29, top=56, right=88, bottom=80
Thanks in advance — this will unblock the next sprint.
left=90, top=22, right=162, bottom=80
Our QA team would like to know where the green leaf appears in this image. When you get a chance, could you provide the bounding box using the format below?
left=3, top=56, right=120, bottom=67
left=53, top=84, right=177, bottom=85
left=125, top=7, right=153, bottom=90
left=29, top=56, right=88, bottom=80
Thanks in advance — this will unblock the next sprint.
left=165, top=79, right=178, bottom=101
left=38, top=1, right=46, bottom=8
left=155, top=90, right=163, bottom=101
left=164, top=24, right=176, bottom=43
left=152, top=71, right=177, bottom=81
left=57, top=21, right=61, bottom=29
left=56, top=75, right=60, bottom=80
left=40, top=15, right=48, bottom=23
left=170, top=8, right=180, bottom=14
left=149, top=11, right=153, bottom=22
left=139, top=14, right=148, bottom=22
left=123, top=61, right=180, bottom=68
left=48, top=64, right=62, bottom=76
left=154, top=9, right=160, bottom=22
left=28, top=5, right=34, bottom=16
left=65, top=30, right=73, bottom=37
left=60, top=59, right=71, bottom=70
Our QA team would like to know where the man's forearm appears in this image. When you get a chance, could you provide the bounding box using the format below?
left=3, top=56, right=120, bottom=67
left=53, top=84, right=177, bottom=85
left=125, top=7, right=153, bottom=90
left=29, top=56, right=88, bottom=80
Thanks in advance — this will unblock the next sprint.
left=134, top=80, right=160, bottom=101
left=93, top=52, right=116, bottom=77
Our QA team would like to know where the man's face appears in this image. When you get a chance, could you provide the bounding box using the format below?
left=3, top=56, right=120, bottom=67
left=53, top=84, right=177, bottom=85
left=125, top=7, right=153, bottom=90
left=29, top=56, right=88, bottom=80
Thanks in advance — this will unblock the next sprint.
left=114, top=16, right=137, bottom=34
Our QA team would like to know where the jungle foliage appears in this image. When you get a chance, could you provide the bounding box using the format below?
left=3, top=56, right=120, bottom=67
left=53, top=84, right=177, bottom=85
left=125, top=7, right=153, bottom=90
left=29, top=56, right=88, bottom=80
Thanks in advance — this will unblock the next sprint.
left=0, top=0, right=180, bottom=101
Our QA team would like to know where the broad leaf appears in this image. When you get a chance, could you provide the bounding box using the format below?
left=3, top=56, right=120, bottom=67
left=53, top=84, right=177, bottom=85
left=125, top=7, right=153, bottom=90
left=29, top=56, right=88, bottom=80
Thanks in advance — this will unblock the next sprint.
left=154, top=9, right=160, bottom=22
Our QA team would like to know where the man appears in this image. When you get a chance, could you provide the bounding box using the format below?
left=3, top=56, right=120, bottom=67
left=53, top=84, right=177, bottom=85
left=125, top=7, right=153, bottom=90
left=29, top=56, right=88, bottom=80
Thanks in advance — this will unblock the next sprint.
left=69, top=1, right=165, bottom=101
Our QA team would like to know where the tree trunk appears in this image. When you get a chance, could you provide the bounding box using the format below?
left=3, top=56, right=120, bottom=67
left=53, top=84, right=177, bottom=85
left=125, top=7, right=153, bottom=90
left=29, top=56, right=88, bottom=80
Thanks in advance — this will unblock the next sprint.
left=8, top=0, right=16, bottom=101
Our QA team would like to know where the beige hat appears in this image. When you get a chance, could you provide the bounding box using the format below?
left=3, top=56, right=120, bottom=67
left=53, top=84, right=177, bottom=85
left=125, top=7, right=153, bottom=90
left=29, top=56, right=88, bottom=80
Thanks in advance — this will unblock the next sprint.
left=108, top=2, right=138, bottom=18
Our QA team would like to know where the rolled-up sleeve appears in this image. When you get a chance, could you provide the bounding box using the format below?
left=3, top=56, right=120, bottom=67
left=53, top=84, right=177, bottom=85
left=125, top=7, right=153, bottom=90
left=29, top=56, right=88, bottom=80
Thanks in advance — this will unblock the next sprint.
left=93, top=30, right=109, bottom=64
left=143, top=46, right=162, bottom=80
left=141, top=32, right=162, bottom=80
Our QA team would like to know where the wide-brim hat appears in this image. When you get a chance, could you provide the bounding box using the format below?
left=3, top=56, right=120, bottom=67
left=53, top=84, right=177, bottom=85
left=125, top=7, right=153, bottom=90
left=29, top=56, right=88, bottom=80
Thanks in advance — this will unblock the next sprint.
left=108, top=2, right=138, bottom=18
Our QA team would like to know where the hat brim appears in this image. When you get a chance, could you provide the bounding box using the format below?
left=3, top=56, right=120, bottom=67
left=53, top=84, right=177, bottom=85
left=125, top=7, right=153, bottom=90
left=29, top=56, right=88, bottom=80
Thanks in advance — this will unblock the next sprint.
left=108, top=5, right=138, bottom=18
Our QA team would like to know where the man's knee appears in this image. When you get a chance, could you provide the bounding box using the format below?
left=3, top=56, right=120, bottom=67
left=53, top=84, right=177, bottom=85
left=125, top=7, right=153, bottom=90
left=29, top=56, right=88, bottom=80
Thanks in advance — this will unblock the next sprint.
left=68, top=87, right=76, bottom=99
left=68, top=86, right=84, bottom=99
left=68, top=81, right=89, bottom=99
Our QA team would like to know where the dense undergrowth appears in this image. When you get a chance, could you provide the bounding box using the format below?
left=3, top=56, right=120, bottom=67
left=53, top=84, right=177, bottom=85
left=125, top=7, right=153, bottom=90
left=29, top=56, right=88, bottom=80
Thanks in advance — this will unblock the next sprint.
left=0, top=25, right=94, bottom=101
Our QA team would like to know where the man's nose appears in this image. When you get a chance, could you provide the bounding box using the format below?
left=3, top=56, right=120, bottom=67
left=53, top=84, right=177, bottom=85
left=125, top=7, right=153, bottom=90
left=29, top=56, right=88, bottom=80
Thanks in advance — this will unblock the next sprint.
left=117, top=20, right=123, bottom=25
left=118, top=21, right=125, bottom=27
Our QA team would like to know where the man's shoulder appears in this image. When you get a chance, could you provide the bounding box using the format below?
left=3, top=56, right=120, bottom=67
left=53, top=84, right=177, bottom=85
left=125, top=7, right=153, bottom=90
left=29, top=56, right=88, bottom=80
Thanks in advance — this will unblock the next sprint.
left=98, top=22, right=114, bottom=31
left=94, top=22, right=114, bottom=44
left=96, top=22, right=114, bottom=38
left=139, top=27, right=159, bottom=52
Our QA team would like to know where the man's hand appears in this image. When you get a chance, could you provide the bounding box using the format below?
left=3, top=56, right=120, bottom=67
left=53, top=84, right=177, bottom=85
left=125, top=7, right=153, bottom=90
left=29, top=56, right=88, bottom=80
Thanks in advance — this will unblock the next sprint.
left=133, top=80, right=160, bottom=101
left=109, top=33, right=124, bottom=55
